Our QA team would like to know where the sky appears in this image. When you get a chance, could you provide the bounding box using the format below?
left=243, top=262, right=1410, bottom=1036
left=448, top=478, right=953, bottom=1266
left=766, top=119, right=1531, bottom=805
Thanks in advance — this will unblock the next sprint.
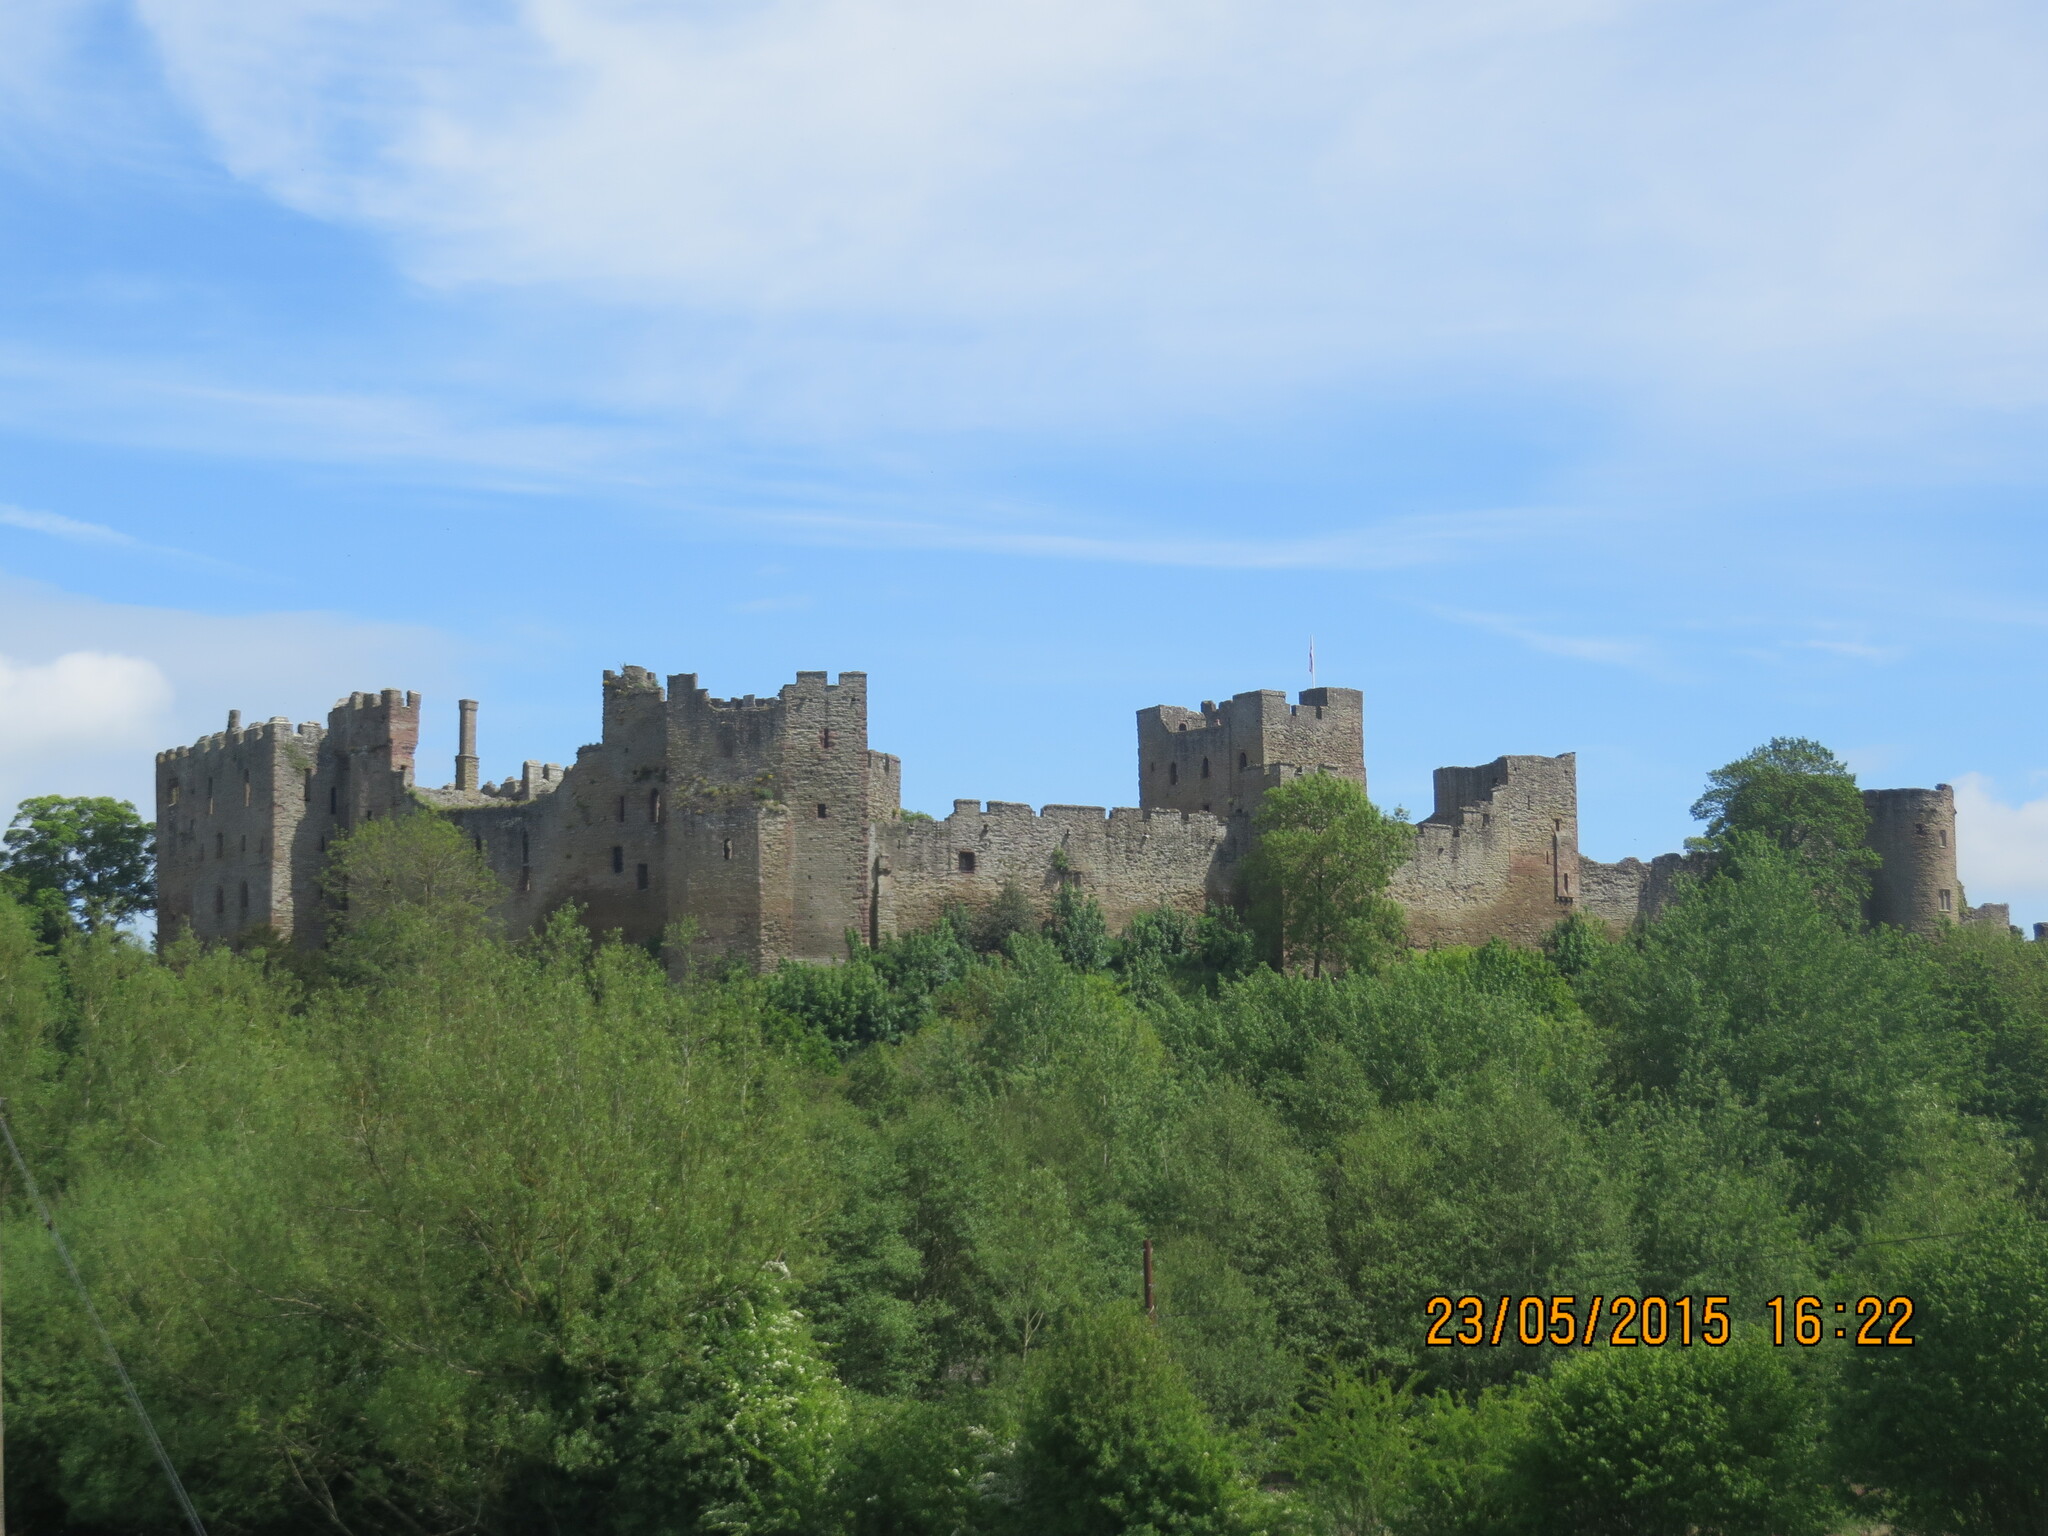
left=2, top=0, right=2046, bottom=926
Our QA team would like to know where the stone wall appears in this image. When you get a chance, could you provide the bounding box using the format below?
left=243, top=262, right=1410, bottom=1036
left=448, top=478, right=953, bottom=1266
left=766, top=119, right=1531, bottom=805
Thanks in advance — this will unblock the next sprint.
left=882, top=800, right=1234, bottom=935
left=155, top=666, right=2023, bottom=965
left=1386, top=753, right=1579, bottom=948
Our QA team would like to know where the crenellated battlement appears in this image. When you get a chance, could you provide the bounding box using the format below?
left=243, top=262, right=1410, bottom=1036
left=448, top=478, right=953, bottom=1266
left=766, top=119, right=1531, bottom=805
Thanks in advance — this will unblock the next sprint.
left=151, top=665, right=2006, bottom=962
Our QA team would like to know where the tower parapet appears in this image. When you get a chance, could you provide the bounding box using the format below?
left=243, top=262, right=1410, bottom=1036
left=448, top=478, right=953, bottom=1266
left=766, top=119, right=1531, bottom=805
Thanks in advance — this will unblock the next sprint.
left=1136, top=687, right=1364, bottom=820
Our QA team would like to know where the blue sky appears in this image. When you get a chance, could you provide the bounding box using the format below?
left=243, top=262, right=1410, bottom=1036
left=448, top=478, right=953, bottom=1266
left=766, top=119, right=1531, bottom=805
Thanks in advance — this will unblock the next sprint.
left=3, top=0, right=2047, bottom=925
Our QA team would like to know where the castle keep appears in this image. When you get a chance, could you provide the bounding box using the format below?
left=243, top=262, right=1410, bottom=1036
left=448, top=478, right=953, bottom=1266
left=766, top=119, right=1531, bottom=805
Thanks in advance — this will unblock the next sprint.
left=155, top=668, right=2008, bottom=960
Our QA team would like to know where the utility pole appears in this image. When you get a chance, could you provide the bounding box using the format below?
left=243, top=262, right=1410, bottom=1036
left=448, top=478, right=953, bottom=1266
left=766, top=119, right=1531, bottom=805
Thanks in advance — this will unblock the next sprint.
left=1142, top=1239, right=1156, bottom=1322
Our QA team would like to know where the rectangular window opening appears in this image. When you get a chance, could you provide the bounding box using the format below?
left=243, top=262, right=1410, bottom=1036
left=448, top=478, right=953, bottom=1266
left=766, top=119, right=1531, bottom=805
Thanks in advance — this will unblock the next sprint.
left=612, top=845, right=625, bottom=874
left=817, top=802, right=829, bottom=818
left=723, top=838, right=734, bottom=861
left=617, top=795, right=627, bottom=822
left=1939, top=889, right=1954, bottom=912
left=636, top=862, right=650, bottom=890
left=958, top=850, right=976, bottom=873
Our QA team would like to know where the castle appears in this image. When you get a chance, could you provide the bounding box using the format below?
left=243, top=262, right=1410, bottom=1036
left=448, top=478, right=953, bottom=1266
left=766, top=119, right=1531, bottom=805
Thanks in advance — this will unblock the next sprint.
left=153, top=667, right=2011, bottom=961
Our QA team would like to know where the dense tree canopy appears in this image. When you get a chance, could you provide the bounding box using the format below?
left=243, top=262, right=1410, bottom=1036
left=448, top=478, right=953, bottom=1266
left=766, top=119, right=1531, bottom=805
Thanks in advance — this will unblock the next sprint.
left=2, top=743, right=2046, bottom=1534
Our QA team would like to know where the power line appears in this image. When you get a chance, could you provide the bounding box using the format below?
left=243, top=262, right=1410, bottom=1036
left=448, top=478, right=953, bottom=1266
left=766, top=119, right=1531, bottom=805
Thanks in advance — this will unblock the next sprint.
left=0, top=1100, right=208, bottom=1536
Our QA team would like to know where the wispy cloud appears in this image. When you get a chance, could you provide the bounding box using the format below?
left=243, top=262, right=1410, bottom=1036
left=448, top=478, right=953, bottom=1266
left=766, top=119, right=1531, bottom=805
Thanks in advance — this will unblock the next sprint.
left=1433, top=607, right=1662, bottom=672
left=726, top=505, right=1598, bottom=571
left=0, top=504, right=136, bottom=546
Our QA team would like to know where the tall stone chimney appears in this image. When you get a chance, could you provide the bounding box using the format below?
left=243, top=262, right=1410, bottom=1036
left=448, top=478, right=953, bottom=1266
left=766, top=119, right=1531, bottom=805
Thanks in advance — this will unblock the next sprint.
left=456, top=699, right=480, bottom=792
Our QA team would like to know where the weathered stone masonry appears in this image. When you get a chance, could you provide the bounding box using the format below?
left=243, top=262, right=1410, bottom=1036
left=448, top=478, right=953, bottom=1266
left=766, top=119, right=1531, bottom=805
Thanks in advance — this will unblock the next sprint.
left=156, top=668, right=2013, bottom=962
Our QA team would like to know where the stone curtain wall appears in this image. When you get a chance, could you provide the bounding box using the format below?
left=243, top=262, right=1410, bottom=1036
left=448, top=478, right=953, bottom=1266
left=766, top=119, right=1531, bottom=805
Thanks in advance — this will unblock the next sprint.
left=155, top=666, right=2015, bottom=963
left=884, top=801, right=1234, bottom=936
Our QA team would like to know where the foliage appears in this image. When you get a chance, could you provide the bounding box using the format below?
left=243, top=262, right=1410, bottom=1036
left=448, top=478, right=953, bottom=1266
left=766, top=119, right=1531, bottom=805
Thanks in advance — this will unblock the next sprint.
left=4, top=730, right=2048, bottom=1534
left=1004, top=1305, right=1257, bottom=1536
left=1689, top=738, right=1881, bottom=919
left=1, top=794, right=154, bottom=935
left=1246, top=775, right=1413, bottom=978
left=1276, top=1368, right=1419, bottom=1535
left=1508, top=1338, right=1834, bottom=1536
left=1837, top=1216, right=2048, bottom=1535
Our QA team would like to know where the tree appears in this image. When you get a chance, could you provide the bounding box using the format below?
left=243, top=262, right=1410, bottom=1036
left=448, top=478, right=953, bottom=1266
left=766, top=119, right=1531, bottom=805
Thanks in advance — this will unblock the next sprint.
left=1005, top=1304, right=1255, bottom=1535
left=1, top=794, right=154, bottom=934
left=1277, top=1368, right=1418, bottom=1535
left=1246, top=775, right=1413, bottom=978
left=1689, top=738, right=1879, bottom=919
left=1509, top=1337, right=1833, bottom=1536
left=1838, top=1217, right=2048, bottom=1534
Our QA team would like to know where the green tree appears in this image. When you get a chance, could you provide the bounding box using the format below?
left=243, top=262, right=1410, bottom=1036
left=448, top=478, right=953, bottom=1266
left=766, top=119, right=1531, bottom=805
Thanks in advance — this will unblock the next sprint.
left=1837, top=1216, right=2048, bottom=1535
left=1509, top=1338, right=1833, bottom=1536
left=1689, top=738, right=1879, bottom=919
left=1005, top=1305, right=1255, bottom=1535
left=1246, top=775, right=1413, bottom=978
left=1, top=794, right=154, bottom=934
left=1276, top=1368, right=1418, bottom=1535
left=1048, top=882, right=1113, bottom=971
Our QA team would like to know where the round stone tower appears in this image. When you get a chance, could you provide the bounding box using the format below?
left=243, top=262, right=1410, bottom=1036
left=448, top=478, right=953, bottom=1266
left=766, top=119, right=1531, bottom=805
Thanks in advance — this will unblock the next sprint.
left=1862, top=785, right=1962, bottom=934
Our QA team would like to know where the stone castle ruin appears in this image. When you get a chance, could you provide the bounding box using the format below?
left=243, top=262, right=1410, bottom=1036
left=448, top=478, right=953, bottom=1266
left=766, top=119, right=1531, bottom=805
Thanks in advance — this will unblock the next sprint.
left=154, top=667, right=2011, bottom=961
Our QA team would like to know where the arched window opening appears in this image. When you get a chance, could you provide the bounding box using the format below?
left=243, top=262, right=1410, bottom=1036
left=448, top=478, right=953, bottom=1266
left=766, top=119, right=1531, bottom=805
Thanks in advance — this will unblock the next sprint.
left=1200, top=757, right=1210, bottom=779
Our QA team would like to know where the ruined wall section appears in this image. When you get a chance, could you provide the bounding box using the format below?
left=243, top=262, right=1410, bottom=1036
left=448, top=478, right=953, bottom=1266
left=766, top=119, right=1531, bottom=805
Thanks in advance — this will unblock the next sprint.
left=1387, top=753, right=1578, bottom=948
left=1137, top=687, right=1365, bottom=821
left=438, top=666, right=666, bottom=944
left=1577, top=850, right=1713, bottom=931
left=882, top=801, right=1231, bottom=936
left=155, top=713, right=322, bottom=943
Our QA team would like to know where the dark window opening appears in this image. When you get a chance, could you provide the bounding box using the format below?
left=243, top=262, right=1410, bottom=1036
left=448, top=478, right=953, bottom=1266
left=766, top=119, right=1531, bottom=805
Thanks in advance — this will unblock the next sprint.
left=820, top=728, right=834, bottom=748
left=723, top=839, right=734, bottom=861
left=1200, top=757, right=1210, bottom=778
left=612, top=845, right=625, bottom=874
left=649, top=789, right=662, bottom=822
left=617, top=795, right=627, bottom=822
left=519, top=867, right=533, bottom=892
left=1178, top=722, right=1187, bottom=731
left=1916, top=823, right=1927, bottom=835
left=169, top=780, right=181, bottom=805
left=215, top=832, right=224, bottom=858
left=817, top=803, right=829, bottom=818
left=239, top=881, right=249, bottom=911
left=636, top=862, right=650, bottom=890
left=1939, top=889, right=1954, bottom=912
left=243, top=775, right=252, bottom=806
left=329, top=786, right=338, bottom=815
left=1238, top=752, right=1246, bottom=771
left=1939, top=829, right=1949, bottom=847
left=474, top=835, right=483, bottom=853
left=240, top=835, right=247, bottom=854
left=1316, top=706, right=1324, bottom=719
left=1201, top=802, right=1211, bottom=812
left=1168, top=762, right=1178, bottom=785
left=958, top=850, right=977, bottom=873
left=214, top=886, right=225, bottom=915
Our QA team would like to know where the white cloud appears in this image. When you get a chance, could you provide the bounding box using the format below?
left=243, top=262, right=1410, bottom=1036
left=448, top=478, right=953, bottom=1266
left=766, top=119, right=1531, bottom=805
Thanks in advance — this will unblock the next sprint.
left=0, top=573, right=451, bottom=819
left=1954, top=772, right=2048, bottom=929
left=107, top=0, right=2048, bottom=429
left=0, top=651, right=171, bottom=749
